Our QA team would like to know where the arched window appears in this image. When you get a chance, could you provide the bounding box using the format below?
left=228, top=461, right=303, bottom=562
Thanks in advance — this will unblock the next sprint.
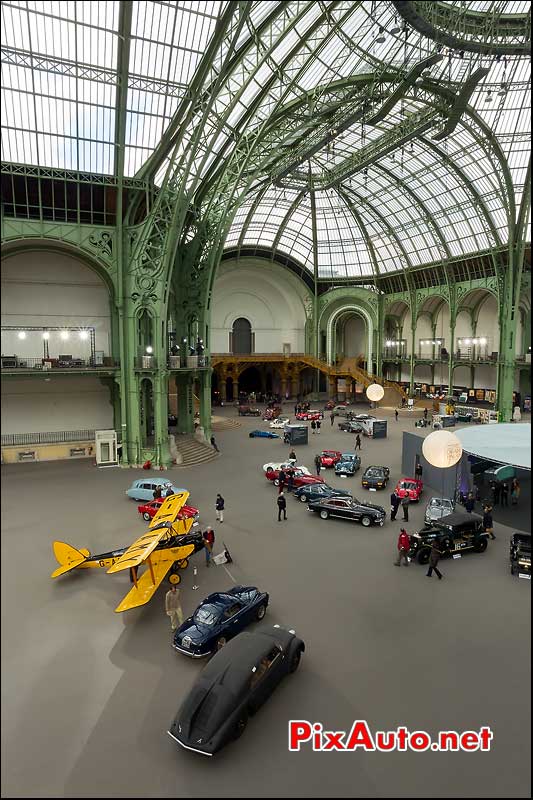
left=230, top=318, right=253, bottom=354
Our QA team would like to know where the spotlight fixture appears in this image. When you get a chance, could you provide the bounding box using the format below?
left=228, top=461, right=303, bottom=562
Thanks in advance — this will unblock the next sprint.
left=79, top=330, right=89, bottom=340
left=479, top=338, right=487, bottom=345
left=18, top=331, right=26, bottom=340
left=497, top=83, right=507, bottom=97
left=145, top=346, right=153, bottom=354
left=376, top=26, right=386, bottom=44
left=390, top=17, right=401, bottom=35
left=42, top=331, right=50, bottom=340
left=485, top=91, right=493, bottom=103
left=60, top=330, right=70, bottom=340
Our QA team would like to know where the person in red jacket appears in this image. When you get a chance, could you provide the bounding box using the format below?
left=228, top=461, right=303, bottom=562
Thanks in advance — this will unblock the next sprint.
left=394, top=528, right=411, bottom=566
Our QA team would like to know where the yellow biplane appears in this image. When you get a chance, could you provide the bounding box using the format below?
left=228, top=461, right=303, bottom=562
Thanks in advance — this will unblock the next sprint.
left=50, top=491, right=204, bottom=613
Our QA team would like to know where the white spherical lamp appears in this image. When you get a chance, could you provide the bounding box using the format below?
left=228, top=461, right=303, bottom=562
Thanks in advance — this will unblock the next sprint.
left=366, top=383, right=385, bottom=402
left=422, top=430, right=463, bottom=469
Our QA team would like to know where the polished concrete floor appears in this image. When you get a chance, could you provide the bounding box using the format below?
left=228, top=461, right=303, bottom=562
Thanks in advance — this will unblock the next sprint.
left=1, top=405, right=530, bottom=798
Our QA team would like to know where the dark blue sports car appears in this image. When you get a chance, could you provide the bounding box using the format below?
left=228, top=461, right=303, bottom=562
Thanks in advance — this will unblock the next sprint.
left=293, top=482, right=352, bottom=504
left=249, top=429, right=280, bottom=438
left=173, top=586, right=269, bottom=657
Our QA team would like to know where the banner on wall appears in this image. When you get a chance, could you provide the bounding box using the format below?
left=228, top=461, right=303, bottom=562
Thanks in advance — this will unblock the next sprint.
left=337, top=378, right=347, bottom=393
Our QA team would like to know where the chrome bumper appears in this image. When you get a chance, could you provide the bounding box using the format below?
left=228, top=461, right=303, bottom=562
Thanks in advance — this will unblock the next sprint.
left=167, top=730, right=213, bottom=756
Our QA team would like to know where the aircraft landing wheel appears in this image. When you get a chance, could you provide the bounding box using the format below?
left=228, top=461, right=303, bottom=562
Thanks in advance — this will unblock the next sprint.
left=178, top=558, right=189, bottom=569
left=168, top=572, right=182, bottom=585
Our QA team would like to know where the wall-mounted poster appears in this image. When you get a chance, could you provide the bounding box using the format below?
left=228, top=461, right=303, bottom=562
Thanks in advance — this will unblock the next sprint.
left=485, top=390, right=496, bottom=404
left=475, top=389, right=485, bottom=401
left=468, top=389, right=476, bottom=398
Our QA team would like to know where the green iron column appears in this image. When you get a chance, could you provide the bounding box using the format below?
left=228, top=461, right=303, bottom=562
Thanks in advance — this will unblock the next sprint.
left=176, top=373, right=194, bottom=434
left=376, top=295, right=383, bottom=377
left=448, top=300, right=457, bottom=397
left=409, top=320, right=416, bottom=396
left=496, top=269, right=519, bottom=422
left=198, top=369, right=212, bottom=441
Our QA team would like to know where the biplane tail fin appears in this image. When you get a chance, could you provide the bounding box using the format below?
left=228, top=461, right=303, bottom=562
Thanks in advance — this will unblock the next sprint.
left=51, top=541, right=90, bottom=578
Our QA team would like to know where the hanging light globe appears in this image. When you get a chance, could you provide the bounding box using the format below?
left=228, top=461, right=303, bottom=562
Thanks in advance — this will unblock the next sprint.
left=422, top=430, right=463, bottom=468
left=366, top=383, right=385, bottom=402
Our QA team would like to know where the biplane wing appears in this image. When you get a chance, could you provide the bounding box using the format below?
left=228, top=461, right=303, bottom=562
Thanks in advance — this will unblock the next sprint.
left=106, top=515, right=194, bottom=575
left=114, top=543, right=196, bottom=613
left=149, top=491, right=190, bottom=532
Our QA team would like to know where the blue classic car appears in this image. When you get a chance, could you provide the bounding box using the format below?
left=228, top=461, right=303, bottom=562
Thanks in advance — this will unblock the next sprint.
left=173, top=586, right=269, bottom=657
left=293, top=482, right=352, bottom=504
left=249, top=430, right=280, bottom=438
left=125, top=478, right=186, bottom=501
left=334, top=452, right=361, bottom=477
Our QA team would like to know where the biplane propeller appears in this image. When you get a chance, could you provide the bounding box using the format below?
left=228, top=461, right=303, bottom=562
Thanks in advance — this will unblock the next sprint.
left=50, top=492, right=204, bottom=612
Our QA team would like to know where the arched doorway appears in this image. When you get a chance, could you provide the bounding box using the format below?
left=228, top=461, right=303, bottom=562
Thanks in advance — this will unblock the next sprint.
left=231, top=318, right=253, bottom=354
left=238, top=366, right=262, bottom=394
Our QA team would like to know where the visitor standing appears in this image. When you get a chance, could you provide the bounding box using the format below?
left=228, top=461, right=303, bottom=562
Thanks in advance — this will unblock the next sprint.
left=286, top=470, right=295, bottom=494
left=424, top=407, right=428, bottom=421
left=394, top=528, right=411, bottom=566
left=314, top=454, right=322, bottom=476
left=482, top=506, right=495, bottom=540
left=511, top=478, right=520, bottom=505
left=165, top=585, right=184, bottom=630
left=390, top=490, right=400, bottom=521
left=210, top=435, right=219, bottom=452
left=464, top=492, right=475, bottom=513
left=153, top=484, right=162, bottom=500
left=278, top=469, right=286, bottom=494
left=355, top=434, right=362, bottom=451
left=277, top=491, right=287, bottom=521
left=202, top=526, right=215, bottom=565
left=288, top=449, right=297, bottom=463
left=215, top=493, right=225, bottom=523
left=401, top=495, right=410, bottom=522
left=330, top=412, right=335, bottom=426
left=311, top=419, right=316, bottom=435
left=316, top=419, right=321, bottom=434
left=501, top=482, right=509, bottom=507
left=395, top=409, right=399, bottom=422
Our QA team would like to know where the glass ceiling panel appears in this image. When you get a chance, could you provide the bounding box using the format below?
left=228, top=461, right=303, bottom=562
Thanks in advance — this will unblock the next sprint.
left=1, top=1, right=530, bottom=278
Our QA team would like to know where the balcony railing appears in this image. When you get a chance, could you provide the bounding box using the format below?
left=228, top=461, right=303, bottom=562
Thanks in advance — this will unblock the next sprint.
left=1, top=356, right=119, bottom=370
left=2, top=429, right=95, bottom=446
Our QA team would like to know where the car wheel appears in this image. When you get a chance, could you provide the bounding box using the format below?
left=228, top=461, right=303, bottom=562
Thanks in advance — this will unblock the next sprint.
left=178, top=558, right=189, bottom=569
left=417, top=548, right=431, bottom=565
left=266, top=466, right=273, bottom=473
left=168, top=572, right=182, bottom=585
left=289, top=648, right=302, bottom=673
left=249, top=432, right=254, bottom=438
left=142, top=512, right=151, bottom=521
left=255, top=604, right=266, bottom=621
left=319, top=509, right=329, bottom=520
left=299, top=494, right=307, bottom=503
left=474, top=537, right=488, bottom=553
left=274, top=478, right=280, bottom=486
left=216, top=636, right=227, bottom=650
left=361, top=516, right=372, bottom=527
left=233, top=712, right=248, bottom=740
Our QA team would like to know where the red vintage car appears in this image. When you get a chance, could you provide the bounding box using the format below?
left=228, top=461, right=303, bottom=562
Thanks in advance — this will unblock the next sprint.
left=137, top=497, right=200, bottom=522
left=324, top=400, right=346, bottom=410
left=320, top=450, right=343, bottom=468
left=394, top=478, right=424, bottom=502
left=295, top=409, right=324, bottom=421
left=265, top=468, right=325, bottom=489
left=262, top=406, right=282, bottom=421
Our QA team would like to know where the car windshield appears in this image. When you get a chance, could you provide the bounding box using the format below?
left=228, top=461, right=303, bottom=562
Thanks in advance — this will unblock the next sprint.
left=193, top=605, right=221, bottom=626
left=341, top=455, right=355, bottom=461
left=366, top=468, right=383, bottom=477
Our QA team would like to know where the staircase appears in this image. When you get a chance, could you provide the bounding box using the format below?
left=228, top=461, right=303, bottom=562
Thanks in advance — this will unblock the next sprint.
left=173, top=434, right=218, bottom=468
left=211, top=415, right=242, bottom=431
left=297, top=354, right=408, bottom=403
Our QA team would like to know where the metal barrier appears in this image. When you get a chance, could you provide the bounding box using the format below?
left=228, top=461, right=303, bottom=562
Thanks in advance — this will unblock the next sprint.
left=1, top=429, right=95, bottom=446
left=1, top=356, right=119, bottom=369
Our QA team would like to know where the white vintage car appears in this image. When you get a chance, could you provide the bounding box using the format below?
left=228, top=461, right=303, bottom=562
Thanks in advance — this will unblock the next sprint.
left=269, top=416, right=290, bottom=429
left=262, top=460, right=310, bottom=475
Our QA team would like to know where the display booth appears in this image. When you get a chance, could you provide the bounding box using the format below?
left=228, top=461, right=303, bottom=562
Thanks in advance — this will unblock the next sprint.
left=95, top=430, right=118, bottom=466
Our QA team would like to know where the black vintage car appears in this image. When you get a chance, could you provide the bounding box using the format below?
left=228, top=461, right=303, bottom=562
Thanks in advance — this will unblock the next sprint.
left=238, top=405, right=260, bottom=416
left=509, top=532, right=531, bottom=577
left=338, top=419, right=364, bottom=433
left=408, top=512, right=489, bottom=564
left=168, top=626, right=304, bottom=756
left=361, top=465, right=390, bottom=490
left=308, top=496, right=386, bottom=527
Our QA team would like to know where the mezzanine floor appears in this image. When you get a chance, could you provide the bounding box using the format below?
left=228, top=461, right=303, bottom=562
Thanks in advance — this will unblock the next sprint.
left=1, top=406, right=530, bottom=798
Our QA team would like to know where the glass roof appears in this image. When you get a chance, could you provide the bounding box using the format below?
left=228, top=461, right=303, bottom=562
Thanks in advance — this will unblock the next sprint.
left=1, top=1, right=530, bottom=279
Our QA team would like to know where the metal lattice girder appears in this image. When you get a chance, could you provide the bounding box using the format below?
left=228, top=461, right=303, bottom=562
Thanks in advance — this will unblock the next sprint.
left=1, top=45, right=193, bottom=99
left=0, top=161, right=150, bottom=190
left=393, top=1, right=532, bottom=56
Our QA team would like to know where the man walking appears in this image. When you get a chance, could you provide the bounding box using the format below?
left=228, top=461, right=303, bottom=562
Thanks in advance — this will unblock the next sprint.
left=210, top=435, right=219, bottom=452
left=215, top=493, right=225, bottom=523
left=330, top=412, right=335, bottom=426
left=355, top=434, right=362, bottom=451
left=314, top=454, right=322, bottom=476
left=395, top=409, right=399, bottom=422
left=401, top=494, right=410, bottom=522
left=483, top=505, right=495, bottom=540
left=165, top=585, right=184, bottom=630
left=202, top=526, right=215, bottom=565
left=390, top=490, right=400, bottom=521
left=394, top=528, right=411, bottom=566
left=423, top=407, right=429, bottom=421
left=426, top=538, right=443, bottom=579
left=277, top=491, right=287, bottom=521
